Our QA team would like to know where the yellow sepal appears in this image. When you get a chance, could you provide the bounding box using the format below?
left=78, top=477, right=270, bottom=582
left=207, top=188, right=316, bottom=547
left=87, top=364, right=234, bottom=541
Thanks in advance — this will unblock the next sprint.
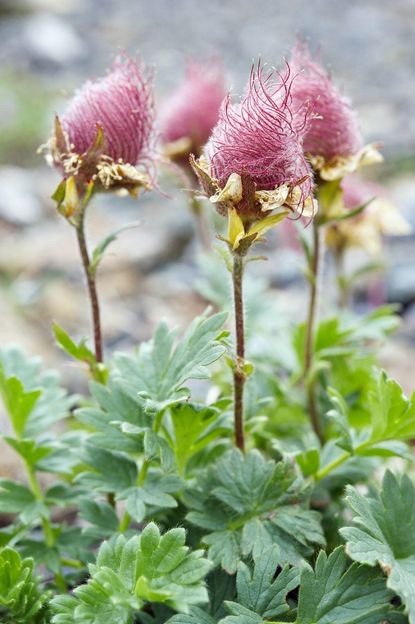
left=63, top=176, right=80, bottom=218
left=248, top=211, right=290, bottom=239
left=228, top=207, right=246, bottom=250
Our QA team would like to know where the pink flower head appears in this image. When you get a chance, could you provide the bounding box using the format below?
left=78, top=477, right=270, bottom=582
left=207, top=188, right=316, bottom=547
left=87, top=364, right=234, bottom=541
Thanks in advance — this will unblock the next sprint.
left=159, top=60, right=226, bottom=154
left=205, top=62, right=313, bottom=210
left=290, top=43, right=363, bottom=162
left=60, top=54, right=154, bottom=167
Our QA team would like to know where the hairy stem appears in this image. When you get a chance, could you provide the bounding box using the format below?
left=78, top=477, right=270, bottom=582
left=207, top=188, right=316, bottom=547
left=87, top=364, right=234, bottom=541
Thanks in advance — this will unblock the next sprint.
left=232, top=251, right=246, bottom=452
left=76, top=212, right=103, bottom=363
left=304, top=222, right=323, bottom=442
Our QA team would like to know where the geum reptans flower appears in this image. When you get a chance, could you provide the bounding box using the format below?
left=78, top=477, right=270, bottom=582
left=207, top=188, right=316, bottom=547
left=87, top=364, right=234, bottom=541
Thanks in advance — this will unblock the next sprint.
left=191, top=62, right=317, bottom=250
left=45, top=54, right=155, bottom=199
left=159, top=60, right=226, bottom=161
left=326, top=174, right=411, bottom=256
left=290, top=42, right=382, bottom=180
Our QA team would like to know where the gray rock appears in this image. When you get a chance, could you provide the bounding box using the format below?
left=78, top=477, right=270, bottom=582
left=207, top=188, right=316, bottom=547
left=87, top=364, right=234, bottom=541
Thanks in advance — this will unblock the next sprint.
left=0, top=166, right=43, bottom=224
left=22, top=12, right=87, bottom=65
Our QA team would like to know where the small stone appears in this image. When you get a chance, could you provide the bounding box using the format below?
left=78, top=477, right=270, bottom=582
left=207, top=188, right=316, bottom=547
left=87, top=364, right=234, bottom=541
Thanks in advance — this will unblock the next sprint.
left=0, top=167, right=43, bottom=224
left=22, top=13, right=87, bottom=66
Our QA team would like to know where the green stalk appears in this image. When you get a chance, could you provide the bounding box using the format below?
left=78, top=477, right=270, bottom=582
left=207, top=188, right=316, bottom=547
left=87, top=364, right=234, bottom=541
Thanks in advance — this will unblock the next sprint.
left=232, top=250, right=246, bottom=452
left=315, top=439, right=373, bottom=481
left=315, top=451, right=350, bottom=481
left=304, top=222, right=323, bottom=442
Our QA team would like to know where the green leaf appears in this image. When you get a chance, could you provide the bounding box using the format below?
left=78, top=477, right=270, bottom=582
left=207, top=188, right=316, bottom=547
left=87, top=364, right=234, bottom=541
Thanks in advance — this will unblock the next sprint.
left=296, top=547, right=395, bottom=624
left=0, top=547, right=48, bottom=623
left=53, top=323, right=95, bottom=364
left=326, top=387, right=354, bottom=454
left=113, top=310, right=227, bottom=415
left=220, top=603, right=263, bottom=623
left=76, top=445, right=138, bottom=494
left=341, top=470, right=415, bottom=623
left=226, top=545, right=299, bottom=619
left=163, top=568, right=235, bottom=623
left=89, top=222, right=140, bottom=276
left=75, top=378, right=149, bottom=453
left=364, top=370, right=415, bottom=447
left=120, top=474, right=182, bottom=523
left=51, top=523, right=212, bottom=623
left=143, top=429, right=175, bottom=472
left=0, top=346, right=73, bottom=437
left=3, top=437, right=52, bottom=468
left=0, top=480, right=46, bottom=524
left=165, top=403, right=229, bottom=476
left=295, top=448, right=320, bottom=478
left=53, top=324, right=107, bottom=383
left=78, top=499, right=119, bottom=536
left=0, top=370, right=41, bottom=438
left=166, top=608, right=216, bottom=624
left=185, top=450, right=324, bottom=573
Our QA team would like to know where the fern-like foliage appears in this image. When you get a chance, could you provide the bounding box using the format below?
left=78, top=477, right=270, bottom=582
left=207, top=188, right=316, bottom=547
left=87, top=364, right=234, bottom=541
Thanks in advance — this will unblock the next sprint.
left=51, top=523, right=212, bottom=624
left=0, top=547, right=49, bottom=623
left=185, top=449, right=325, bottom=573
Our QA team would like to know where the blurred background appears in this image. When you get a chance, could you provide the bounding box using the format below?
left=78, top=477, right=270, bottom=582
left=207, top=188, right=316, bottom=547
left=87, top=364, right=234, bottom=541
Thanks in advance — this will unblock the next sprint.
left=0, top=0, right=414, bottom=398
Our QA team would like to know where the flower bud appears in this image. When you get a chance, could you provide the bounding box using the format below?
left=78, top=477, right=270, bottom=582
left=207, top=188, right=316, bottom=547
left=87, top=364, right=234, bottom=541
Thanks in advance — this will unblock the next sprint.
left=191, top=62, right=316, bottom=230
left=44, top=54, right=155, bottom=197
left=159, top=60, right=225, bottom=160
left=290, top=43, right=382, bottom=180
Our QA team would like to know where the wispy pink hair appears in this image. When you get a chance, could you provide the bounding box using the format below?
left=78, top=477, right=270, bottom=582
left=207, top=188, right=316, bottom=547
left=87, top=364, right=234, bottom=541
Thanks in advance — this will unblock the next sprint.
left=60, top=54, right=155, bottom=166
left=159, top=60, right=225, bottom=151
left=205, top=62, right=313, bottom=205
left=290, top=43, right=363, bottom=161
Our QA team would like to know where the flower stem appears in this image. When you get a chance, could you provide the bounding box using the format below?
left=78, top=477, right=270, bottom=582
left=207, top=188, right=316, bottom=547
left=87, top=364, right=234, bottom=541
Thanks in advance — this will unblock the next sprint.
left=304, top=222, right=323, bottom=442
left=75, top=211, right=103, bottom=363
left=232, top=251, right=246, bottom=453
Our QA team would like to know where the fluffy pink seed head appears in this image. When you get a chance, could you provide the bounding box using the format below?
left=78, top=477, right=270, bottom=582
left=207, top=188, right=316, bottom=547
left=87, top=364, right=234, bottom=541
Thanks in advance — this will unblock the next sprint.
left=205, top=63, right=313, bottom=203
left=290, top=43, right=363, bottom=161
left=159, top=60, right=225, bottom=152
left=60, top=54, right=155, bottom=166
